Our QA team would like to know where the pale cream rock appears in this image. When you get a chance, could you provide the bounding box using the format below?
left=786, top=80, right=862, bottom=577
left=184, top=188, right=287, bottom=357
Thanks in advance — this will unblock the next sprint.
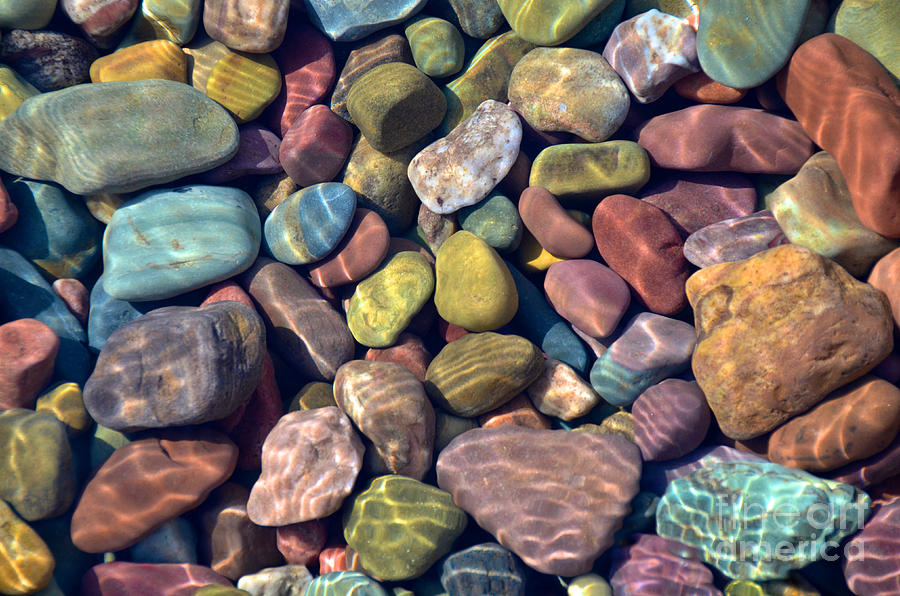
left=526, top=358, right=602, bottom=420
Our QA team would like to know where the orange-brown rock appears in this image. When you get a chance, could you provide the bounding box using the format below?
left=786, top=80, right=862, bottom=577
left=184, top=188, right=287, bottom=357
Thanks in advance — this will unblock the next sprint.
left=673, top=71, right=746, bottom=104
left=869, top=247, right=900, bottom=329
left=477, top=394, right=551, bottom=430
left=306, top=209, right=390, bottom=288
left=0, top=319, right=59, bottom=410
left=518, top=187, right=594, bottom=259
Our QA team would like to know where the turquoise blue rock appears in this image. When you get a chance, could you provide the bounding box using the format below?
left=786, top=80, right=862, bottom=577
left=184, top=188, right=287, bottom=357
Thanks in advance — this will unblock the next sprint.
left=656, top=461, right=871, bottom=580
left=128, top=517, right=198, bottom=564
left=457, top=193, right=523, bottom=252
left=0, top=247, right=91, bottom=383
left=505, top=261, right=589, bottom=375
left=103, top=185, right=260, bottom=301
left=568, top=0, right=627, bottom=48
left=0, top=178, right=100, bottom=281
left=263, top=183, right=356, bottom=265
left=305, top=0, right=429, bottom=41
left=304, top=571, right=389, bottom=596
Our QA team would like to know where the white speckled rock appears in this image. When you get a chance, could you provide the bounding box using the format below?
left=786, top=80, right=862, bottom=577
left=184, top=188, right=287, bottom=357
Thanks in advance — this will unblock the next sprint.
left=237, top=564, right=312, bottom=596
left=408, top=99, right=521, bottom=215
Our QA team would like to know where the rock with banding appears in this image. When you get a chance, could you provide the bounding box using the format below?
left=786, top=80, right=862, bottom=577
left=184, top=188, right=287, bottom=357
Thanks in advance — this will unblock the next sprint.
left=843, top=496, right=900, bottom=596
left=334, top=360, right=435, bottom=479
left=304, top=571, right=387, bottom=595
left=508, top=47, right=629, bottom=141
left=441, top=543, right=527, bottom=596
left=609, top=533, right=720, bottom=596
left=409, top=100, right=521, bottom=215
left=90, top=39, right=187, bottom=83
left=307, top=209, right=391, bottom=288
left=203, top=0, right=288, bottom=53
left=83, top=302, right=265, bottom=431
left=688, top=244, right=894, bottom=440
left=632, top=379, right=710, bottom=461
left=683, top=210, right=788, bottom=269
left=529, top=141, right=650, bottom=202
left=592, top=194, right=690, bottom=315
left=116, top=0, right=202, bottom=47
left=276, top=520, right=326, bottom=566
left=330, top=33, right=413, bottom=122
left=365, top=332, right=431, bottom=383
left=0, top=30, right=98, bottom=91
left=80, top=562, right=232, bottom=596
left=71, top=429, right=237, bottom=553
left=544, top=260, right=630, bottom=338
left=0, top=80, right=239, bottom=195
left=526, top=358, right=601, bottom=421
left=767, top=375, right=900, bottom=473
left=673, top=70, right=746, bottom=104
left=497, top=0, right=614, bottom=46
left=636, top=105, right=815, bottom=174
left=247, top=408, right=364, bottom=526
left=280, top=105, right=353, bottom=188
left=518, top=187, right=594, bottom=258
left=62, top=0, right=139, bottom=47
left=0, top=499, right=54, bottom=595
left=777, top=33, right=900, bottom=239
left=240, top=258, right=354, bottom=381
left=425, top=332, right=543, bottom=417
left=437, top=426, right=642, bottom=576
left=0, top=319, right=59, bottom=410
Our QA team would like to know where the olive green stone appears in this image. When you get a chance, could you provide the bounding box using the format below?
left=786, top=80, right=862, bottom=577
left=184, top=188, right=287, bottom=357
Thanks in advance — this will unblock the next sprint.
left=0, top=410, right=76, bottom=521
left=425, top=332, right=544, bottom=417
left=405, top=16, right=465, bottom=78
left=434, top=411, right=478, bottom=452
left=830, top=0, right=900, bottom=85
left=0, top=0, right=56, bottom=29
left=530, top=141, right=651, bottom=203
left=457, top=193, right=523, bottom=252
left=35, top=383, right=91, bottom=437
left=289, top=381, right=336, bottom=411
left=624, top=0, right=697, bottom=19
left=344, top=475, right=467, bottom=581
left=498, top=0, right=615, bottom=46
left=347, top=62, right=446, bottom=153
left=89, top=424, right=130, bottom=471
left=0, top=65, right=39, bottom=121
left=194, top=587, right=252, bottom=596
left=348, top=251, right=435, bottom=348
left=0, top=500, right=55, bottom=595
left=433, top=231, right=518, bottom=332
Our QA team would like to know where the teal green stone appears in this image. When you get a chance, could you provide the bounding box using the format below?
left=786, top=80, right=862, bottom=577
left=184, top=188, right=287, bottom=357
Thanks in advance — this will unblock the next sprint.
left=263, top=182, right=357, bottom=265
left=0, top=80, right=239, bottom=195
left=103, top=185, right=260, bottom=302
left=0, top=178, right=100, bottom=280
left=304, top=571, right=389, bottom=596
left=656, top=461, right=871, bottom=580
left=829, top=0, right=900, bottom=85
left=568, top=0, right=627, bottom=48
left=0, top=0, right=56, bottom=29
left=697, top=0, right=811, bottom=89
left=456, top=193, right=522, bottom=252
left=405, top=16, right=466, bottom=78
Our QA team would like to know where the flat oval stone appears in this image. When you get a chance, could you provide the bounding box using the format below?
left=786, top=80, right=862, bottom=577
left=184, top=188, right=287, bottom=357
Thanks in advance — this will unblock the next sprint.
left=0, top=499, right=54, bottom=595
left=409, top=99, right=521, bottom=215
left=102, top=185, right=260, bottom=301
left=441, top=543, right=526, bottom=596
left=610, top=533, right=720, bottom=596
left=830, top=0, right=900, bottom=85
left=80, top=562, right=231, bottom=596
left=508, top=47, right=629, bottom=141
left=767, top=375, right=900, bottom=473
left=71, top=429, right=237, bottom=553
left=343, top=475, right=467, bottom=581
left=688, top=244, right=894, bottom=440
left=437, top=426, right=642, bottom=576
left=525, top=357, right=601, bottom=421
left=303, top=571, right=388, bottom=596
left=90, top=39, right=187, bottom=83
left=307, top=209, right=391, bottom=288
left=656, top=461, right=870, bottom=580
left=0, top=319, right=59, bottom=410
left=498, top=0, right=614, bottom=46
left=84, top=301, right=264, bottom=431
left=544, top=260, right=630, bottom=338
left=405, top=16, right=465, bottom=78
left=843, top=496, right=900, bottom=595
left=0, top=30, right=97, bottom=91
left=433, top=231, right=518, bottom=332
left=330, top=33, right=413, bottom=122
left=457, top=192, right=522, bottom=252
left=203, top=0, right=288, bottom=53
left=777, top=34, right=900, bottom=238
left=248, top=408, right=364, bottom=525
left=425, top=331, right=543, bottom=417
left=62, top=0, right=139, bottom=46
left=35, top=381, right=91, bottom=437
left=334, top=360, right=434, bottom=479
left=0, top=80, right=239, bottom=195
left=529, top=141, right=650, bottom=202
left=697, top=0, right=809, bottom=89
left=0, top=409, right=75, bottom=521
left=280, top=105, right=353, bottom=188
left=518, top=187, right=594, bottom=258
left=305, top=0, right=428, bottom=42
left=117, top=0, right=202, bottom=46
left=263, top=183, right=356, bottom=266
left=636, top=105, right=815, bottom=174
left=347, top=252, right=434, bottom=348
left=0, top=0, right=56, bottom=28
left=632, top=379, right=710, bottom=461
left=683, top=210, right=788, bottom=269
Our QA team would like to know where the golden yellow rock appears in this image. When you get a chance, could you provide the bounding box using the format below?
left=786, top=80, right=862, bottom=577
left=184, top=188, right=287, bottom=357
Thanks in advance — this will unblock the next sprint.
left=84, top=193, right=123, bottom=224
left=35, top=382, right=91, bottom=437
left=0, top=65, right=39, bottom=121
left=90, top=40, right=187, bottom=83
left=0, top=500, right=54, bottom=595
left=517, top=228, right=565, bottom=273
left=289, top=381, right=336, bottom=411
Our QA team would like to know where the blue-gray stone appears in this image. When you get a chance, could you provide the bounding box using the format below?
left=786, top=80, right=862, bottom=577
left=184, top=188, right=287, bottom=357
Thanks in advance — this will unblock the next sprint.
left=263, top=182, right=357, bottom=265
left=0, top=247, right=91, bottom=383
left=102, top=185, right=261, bottom=302
left=505, top=261, right=589, bottom=375
left=656, top=460, right=871, bottom=580
left=305, top=0, right=429, bottom=41
left=441, top=543, right=526, bottom=596
left=304, top=571, right=389, bottom=596
left=457, top=193, right=522, bottom=252
left=0, top=178, right=100, bottom=281
left=128, top=517, right=198, bottom=564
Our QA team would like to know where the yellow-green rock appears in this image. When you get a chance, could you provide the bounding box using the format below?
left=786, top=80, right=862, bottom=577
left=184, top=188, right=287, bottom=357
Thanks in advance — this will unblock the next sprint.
left=90, top=40, right=187, bottom=83
left=405, top=16, right=465, bottom=78
left=348, top=251, right=435, bottom=348
left=498, top=0, right=615, bottom=46
left=624, top=0, right=697, bottom=19
left=425, top=331, right=544, bottom=417
left=725, top=575, right=821, bottom=596
left=118, top=0, right=202, bottom=47
left=530, top=141, right=651, bottom=203
left=0, top=499, right=54, bottom=595
left=35, top=383, right=91, bottom=437
left=0, top=0, right=56, bottom=29
left=830, top=0, right=900, bottom=85
left=0, top=65, right=39, bottom=121
left=568, top=574, right=613, bottom=596
left=194, top=586, right=252, bottom=596
left=289, top=381, right=336, bottom=411
left=84, top=193, right=124, bottom=224
left=434, top=231, right=518, bottom=331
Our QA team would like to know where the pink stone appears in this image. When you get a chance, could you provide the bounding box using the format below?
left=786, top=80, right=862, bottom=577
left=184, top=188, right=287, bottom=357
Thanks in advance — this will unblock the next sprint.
left=632, top=379, right=711, bottom=461
left=81, top=562, right=231, bottom=596
left=52, top=278, right=89, bottom=327
left=0, top=319, right=59, bottom=410
left=843, top=497, right=900, bottom=596
left=306, top=209, right=390, bottom=288
left=61, top=0, right=139, bottom=47
left=276, top=519, right=327, bottom=566
left=525, top=357, right=602, bottom=421
left=518, top=187, right=593, bottom=258
left=610, top=533, right=721, bottom=596
left=280, top=104, right=353, bottom=187
left=544, top=259, right=630, bottom=338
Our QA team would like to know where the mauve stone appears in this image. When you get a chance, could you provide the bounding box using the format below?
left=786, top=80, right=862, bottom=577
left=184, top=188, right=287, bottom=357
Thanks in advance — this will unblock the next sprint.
left=81, top=562, right=232, bottom=596
left=768, top=375, right=900, bottom=473
left=240, top=258, right=354, bottom=381
left=0, top=178, right=17, bottom=233
left=267, top=23, right=336, bottom=136
left=632, top=379, right=711, bottom=461
left=203, top=123, right=282, bottom=184
left=610, top=533, right=721, bottom=596
left=683, top=210, right=789, bottom=269
left=526, top=357, right=602, bottom=421
left=62, top=0, right=139, bottom=47
left=592, top=194, right=690, bottom=315
left=870, top=248, right=900, bottom=329
left=247, top=407, right=364, bottom=525
left=673, top=70, right=746, bottom=104
left=544, top=260, right=630, bottom=338
left=828, top=433, right=900, bottom=489
left=276, top=519, right=327, bottom=566
left=52, top=278, right=90, bottom=326
left=280, top=104, right=353, bottom=187
left=203, top=0, right=288, bottom=53
left=777, top=34, right=900, bottom=238
left=843, top=496, right=900, bottom=595
left=0, top=319, right=59, bottom=410
left=306, top=209, right=390, bottom=288
left=636, top=105, right=815, bottom=174
left=437, top=427, right=641, bottom=576
left=0, top=30, right=98, bottom=91
left=518, top=187, right=593, bottom=258
left=71, top=429, right=238, bottom=553
left=478, top=393, right=551, bottom=430
left=364, top=332, right=431, bottom=383
left=639, top=171, right=757, bottom=236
